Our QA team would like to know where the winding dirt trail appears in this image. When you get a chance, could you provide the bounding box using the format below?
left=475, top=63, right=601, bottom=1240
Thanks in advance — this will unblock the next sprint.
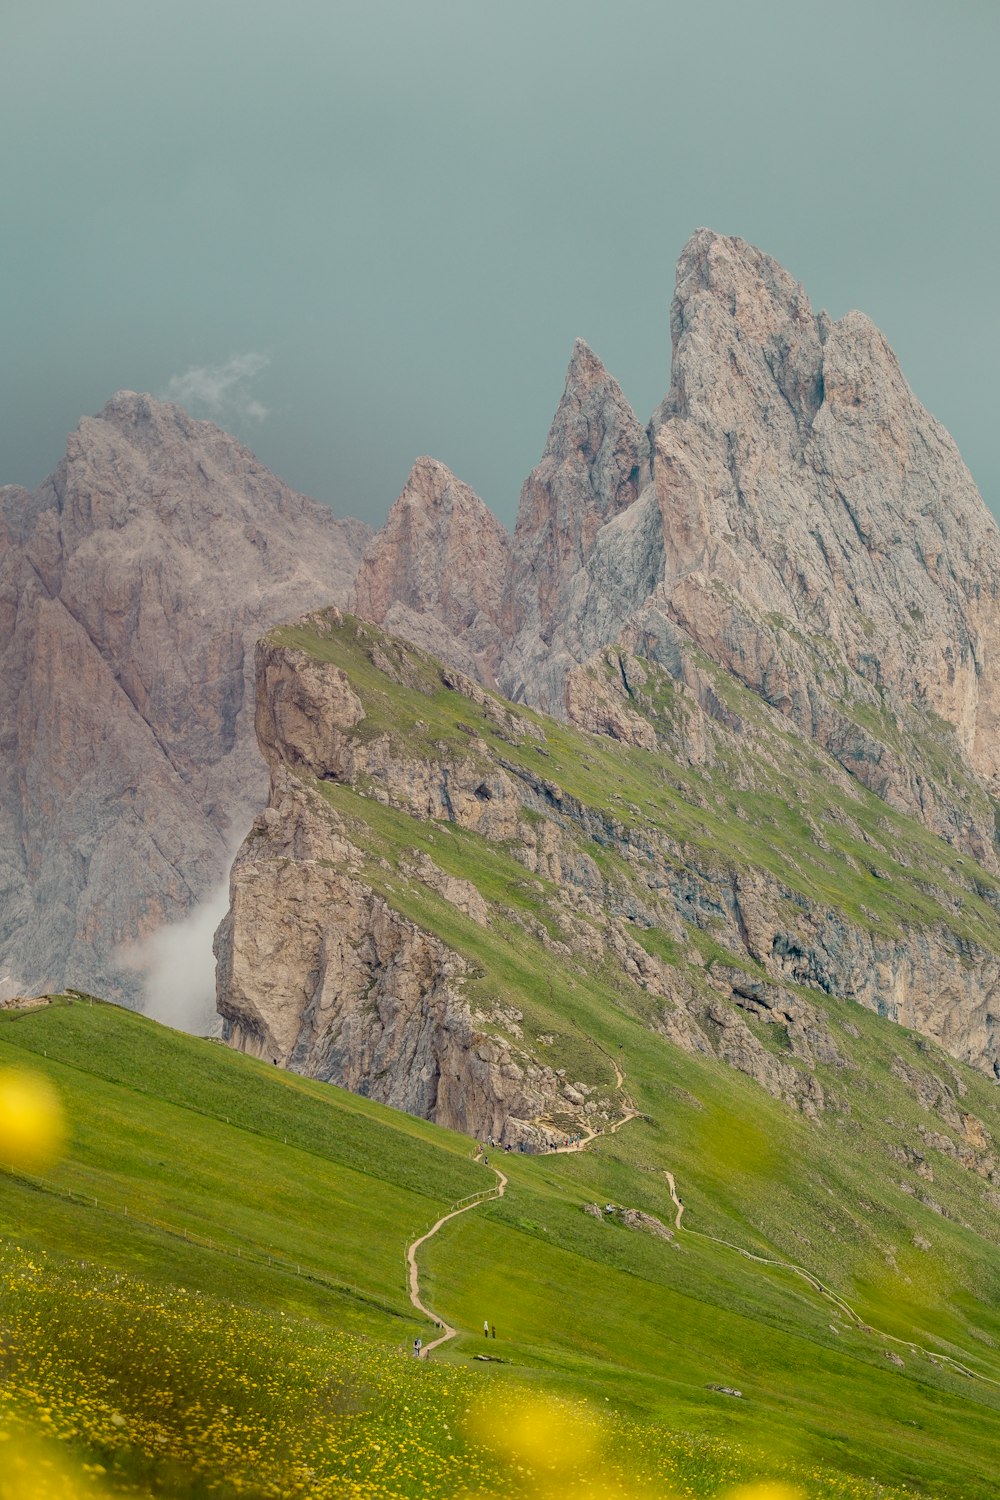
left=406, top=1161, right=507, bottom=1354
left=547, top=1045, right=640, bottom=1153
left=406, top=1038, right=639, bottom=1352
left=662, top=1170, right=1000, bottom=1388
left=408, top=1041, right=1000, bottom=1388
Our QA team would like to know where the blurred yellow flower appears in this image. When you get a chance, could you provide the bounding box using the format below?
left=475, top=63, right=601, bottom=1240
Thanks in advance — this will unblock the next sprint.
left=0, top=1066, right=66, bottom=1171
left=0, top=1437, right=108, bottom=1498
left=469, top=1392, right=602, bottom=1472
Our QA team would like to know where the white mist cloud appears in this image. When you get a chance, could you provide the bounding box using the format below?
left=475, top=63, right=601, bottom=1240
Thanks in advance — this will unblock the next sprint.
left=162, top=352, right=270, bottom=425
left=117, top=877, right=232, bottom=1036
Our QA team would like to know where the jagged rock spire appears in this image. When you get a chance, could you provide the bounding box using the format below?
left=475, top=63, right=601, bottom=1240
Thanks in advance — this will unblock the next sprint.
left=503, top=339, right=650, bottom=650
left=351, top=456, right=511, bottom=686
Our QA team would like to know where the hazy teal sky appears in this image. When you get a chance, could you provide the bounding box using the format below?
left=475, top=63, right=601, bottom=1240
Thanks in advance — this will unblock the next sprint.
left=3, top=0, right=997, bottom=525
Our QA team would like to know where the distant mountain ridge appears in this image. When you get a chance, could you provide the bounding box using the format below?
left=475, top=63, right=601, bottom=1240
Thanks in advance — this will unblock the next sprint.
left=6, top=225, right=1000, bottom=1031
left=0, top=392, right=369, bottom=1002
left=353, top=229, right=1000, bottom=867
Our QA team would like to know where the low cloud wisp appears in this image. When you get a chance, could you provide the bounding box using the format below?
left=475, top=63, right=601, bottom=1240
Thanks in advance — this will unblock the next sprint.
left=162, top=352, right=270, bottom=425
left=118, top=877, right=232, bottom=1036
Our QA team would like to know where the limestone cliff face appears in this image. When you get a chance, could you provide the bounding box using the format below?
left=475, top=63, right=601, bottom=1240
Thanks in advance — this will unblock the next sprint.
left=216, top=768, right=590, bottom=1146
left=634, top=230, right=1000, bottom=859
left=0, top=394, right=369, bottom=1002
left=350, top=457, right=511, bottom=687
left=217, top=615, right=1000, bottom=1147
left=218, top=621, right=619, bottom=1144
left=353, top=230, right=1000, bottom=867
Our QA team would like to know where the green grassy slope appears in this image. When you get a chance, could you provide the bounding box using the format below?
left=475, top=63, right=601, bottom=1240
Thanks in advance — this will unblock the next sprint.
left=9, top=612, right=1000, bottom=1496
left=4, top=998, right=1000, bottom=1498
left=240, top=611, right=1000, bottom=1493
left=1, top=998, right=483, bottom=1327
left=274, top=615, right=1000, bottom=951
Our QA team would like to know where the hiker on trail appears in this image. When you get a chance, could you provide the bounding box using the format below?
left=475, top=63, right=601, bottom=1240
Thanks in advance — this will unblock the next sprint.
left=413, top=1337, right=422, bottom=1359
left=491, top=1324, right=496, bottom=1339
left=484, top=1319, right=489, bottom=1338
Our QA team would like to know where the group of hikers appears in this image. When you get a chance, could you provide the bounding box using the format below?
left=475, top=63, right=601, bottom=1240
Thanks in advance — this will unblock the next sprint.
left=412, top=1320, right=496, bottom=1358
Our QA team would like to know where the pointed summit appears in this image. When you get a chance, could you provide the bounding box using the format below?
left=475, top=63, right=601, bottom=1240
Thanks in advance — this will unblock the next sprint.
left=502, top=340, right=650, bottom=661
left=657, top=228, right=824, bottom=429
left=557, top=336, right=614, bottom=402
left=639, top=228, right=1000, bottom=848
left=539, top=339, right=646, bottom=470
left=351, top=457, right=510, bottom=686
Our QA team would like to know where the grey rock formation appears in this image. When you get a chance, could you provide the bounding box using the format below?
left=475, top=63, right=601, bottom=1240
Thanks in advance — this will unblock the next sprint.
left=0, top=393, right=369, bottom=1002
left=217, top=616, right=1000, bottom=1150
left=216, top=763, right=588, bottom=1147
left=214, top=231, right=1000, bottom=1147
left=631, top=229, right=1000, bottom=860
left=500, top=339, right=651, bottom=706
left=350, top=456, right=511, bottom=687
left=354, top=229, right=1000, bottom=866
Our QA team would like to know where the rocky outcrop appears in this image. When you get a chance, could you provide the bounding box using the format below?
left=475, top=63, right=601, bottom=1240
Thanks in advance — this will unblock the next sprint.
left=350, top=457, right=510, bottom=687
left=0, top=393, right=369, bottom=1002
left=217, top=617, right=1000, bottom=1147
left=217, top=763, right=613, bottom=1147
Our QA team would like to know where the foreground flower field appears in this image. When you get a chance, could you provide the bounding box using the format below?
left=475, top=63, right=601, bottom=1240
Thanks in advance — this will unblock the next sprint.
left=0, top=1244, right=916, bottom=1500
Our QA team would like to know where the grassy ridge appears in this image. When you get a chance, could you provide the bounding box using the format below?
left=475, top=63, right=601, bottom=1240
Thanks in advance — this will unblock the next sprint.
left=8, top=613, right=1000, bottom=1494
left=3, top=1000, right=1000, bottom=1496
left=276, top=615, right=1000, bottom=949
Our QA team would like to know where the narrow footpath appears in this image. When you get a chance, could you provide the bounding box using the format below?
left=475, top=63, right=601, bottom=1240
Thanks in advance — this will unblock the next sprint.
left=548, top=1046, right=640, bottom=1153
left=405, top=1038, right=637, bottom=1348
left=661, top=1170, right=1000, bottom=1387
left=407, top=1049, right=1000, bottom=1388
left=406, top=1162, right=507, bottom=1354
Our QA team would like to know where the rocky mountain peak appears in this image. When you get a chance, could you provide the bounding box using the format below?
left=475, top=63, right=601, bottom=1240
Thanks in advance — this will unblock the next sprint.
left=639, top=229, right=1000, bottom=852
left=499, top=339, right=651, bottom=703
left=547, top=338, right=620, bottom=426
left=0, top=398, right=371, bottom=1002
left=350, top=456, right=511, bottom=686
left=659, top=228, right=825, bottom=431
left=534, top=338, right=649, bottom=495
left=351, top=228, right=1000, bottom=864
left=672, top=227, right=816, bottom=322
